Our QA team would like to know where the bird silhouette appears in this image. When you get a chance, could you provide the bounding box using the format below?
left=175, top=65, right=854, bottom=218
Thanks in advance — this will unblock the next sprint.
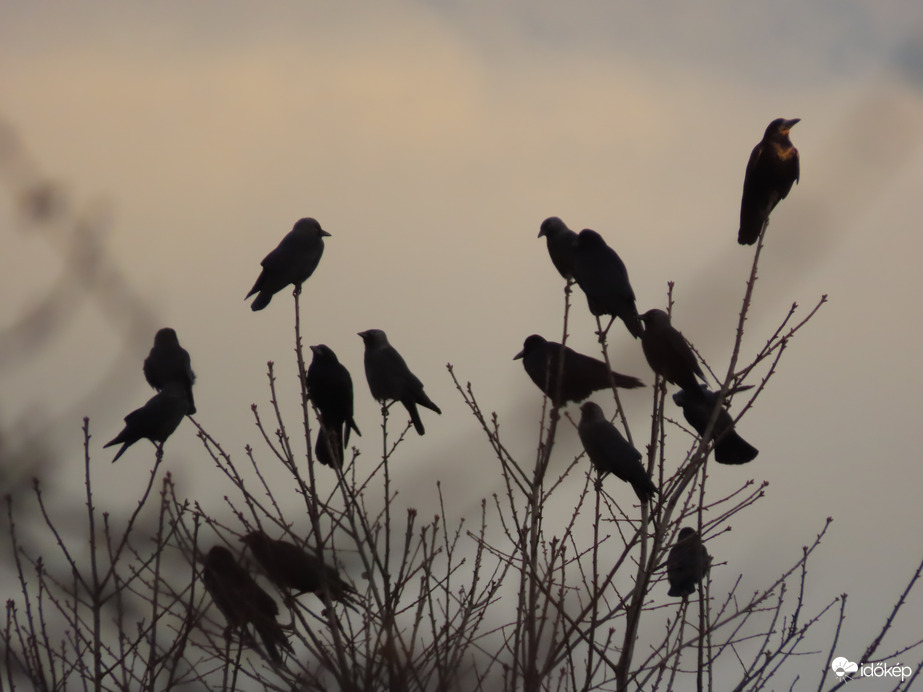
left=103, top=382, right=188, bottom=463
left=306, top=344, right=361, bottom=468
left=666, top=527, right=711, bottom=598
left=538, top=216, right=578, bottom=280
left=672, top=386, right=759, bottom=465
left=639, top=309, right=706, bottom=400
left=571, top=229, right=642, bottom=338
left=143, top=327, right=196, bottom=414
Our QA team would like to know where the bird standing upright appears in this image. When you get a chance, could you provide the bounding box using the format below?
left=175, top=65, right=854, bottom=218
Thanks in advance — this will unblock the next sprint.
left=143, top=328, right=196, bottom=414
left=246, top=217, right=330, bottom=311
left=738, top=118, right=800, bottom=245
left=306, top=344, right=361, bottom=468
left=537, top=216, right=578, bottom=281
left=514, top=334, right=644, bottom=406
left=201, top=545, right=293, bottom=663
left=571, top=229, right=642, bottom=338
left=358, top=329, right=441, bottom=435
left=672, top=387, right=759, bottom=465
left=639, top=309, right=706, bottom=400
left=666, top=527, right=711, bottom=598
left=104, top=382, right=189, bottom=463
left=577, top=401, right=656, bottom=504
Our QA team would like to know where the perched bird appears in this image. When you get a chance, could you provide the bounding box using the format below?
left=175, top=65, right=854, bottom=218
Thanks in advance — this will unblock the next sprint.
left=143, top=327, right=196, bottom=414
left=639, top=309, right=706, bottom=399
left=201, top=545, right=292, bottom=664
left=241, top=531, right=353, bottom=602
left=358, top=329, right=441, bottom=435
left=673, top=387, right=759, bottom=465
left=738, top=118, right=800, bottom=245
left=571, top=229, right=642, bottom=338
left=514, top=334, right=644, bottom=406
left=577, top=402, right=656, bottom=504
left=104, top=382, right=189, bottom=463
left=246, top=217, right=330, bottom=311
left=306, top=344, right=361, bottom=468
left=666, top=527, right=711, bottom=598
left=537, top=216, right=578, bottom=280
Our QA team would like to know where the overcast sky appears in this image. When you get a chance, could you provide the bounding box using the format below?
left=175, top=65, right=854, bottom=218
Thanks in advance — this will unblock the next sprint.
left=2, top=1, right=923, bottom=686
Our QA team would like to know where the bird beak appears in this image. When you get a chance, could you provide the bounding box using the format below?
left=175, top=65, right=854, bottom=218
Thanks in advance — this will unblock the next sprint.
left=783, top=118, right=801, bottom=132
left=513, top=349, right=524, bottom=360
left=321, top=230, right=332, bottom=237
left=309, top=345, right=319, bottom=354
left=536, top=229, right=545, bottom=239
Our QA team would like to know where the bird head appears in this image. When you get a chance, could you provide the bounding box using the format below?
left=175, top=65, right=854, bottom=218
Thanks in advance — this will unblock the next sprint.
left=309, top=344, right=338, bottom=361
left=579, top=401, right=604, bottom=421
left=294, top=217, right=331, bottom=238
left=153, top=328, right=179, bottom=345
left=538, top=216, right=566, bottom=239
left=358, top=329, right=388, bottom=347
left=639, top=309, right=670, bottom=329
left=513, top=334, right=546, bottom=360
left=765, top=117, right=800, bottom=140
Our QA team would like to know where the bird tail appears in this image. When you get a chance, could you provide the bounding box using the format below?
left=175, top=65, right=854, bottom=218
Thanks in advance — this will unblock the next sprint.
left=404, top=401, right=426, bottom=435
left=738, top=214, right=767, bottom=245
left=417, top=392, right=441, bottom=415
left=345, top=418, right=361, bottom=446
left=624, top=313, right=643, bottom=339
left=668, top=582, right=695, bottom=598
left=249, top=292, right=271, bottom=311
left=715, top=433, right=759, bottom=465
left=315, top=425, right=344, bottom=467
left=611, top=372, right=645, bottom=389
left=104, top=433, right=130, bottom=463
left=254, top=621, right=292, bottom=664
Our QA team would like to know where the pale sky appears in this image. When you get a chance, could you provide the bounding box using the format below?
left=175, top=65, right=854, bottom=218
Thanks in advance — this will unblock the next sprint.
left=2, top=2, right=923, bottom=686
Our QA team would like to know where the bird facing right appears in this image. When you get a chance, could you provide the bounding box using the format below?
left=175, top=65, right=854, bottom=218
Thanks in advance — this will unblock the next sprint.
left=738, top=118, right=800, bottom=245
left=358, top=329, right=441, bottom=435
left=246, top=217, right=331, bottom=311
left=666, top=527, right=711, bottom=598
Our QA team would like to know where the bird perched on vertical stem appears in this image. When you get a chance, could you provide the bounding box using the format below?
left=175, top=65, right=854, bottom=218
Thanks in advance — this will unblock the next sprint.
left=104, top=382, right=189, bottom=463
left=537, top=216, right=578, bottom=281
left=666, top=527, right=711, bottom=598
left=143, top=327, right=196, bottom=414
left=358, top=329, right=441, bottom=435
left=201, top=545, right=292, bottom=664
left=639, top=309, right=706, bottom=400
left=306, top=344, right=361, bottom=468
left=672, top=386, right=759, bottom=465
left=577, top=401, right=656, bottom=504
left=514, top=334, right=644, bottom=406
left=241, top=531, right=354, bottom=602
left=571, top=229, right=643, bottom=338
left=738, top=118, right=800, bottom=245
left=246, top=217, right=330, bottom=311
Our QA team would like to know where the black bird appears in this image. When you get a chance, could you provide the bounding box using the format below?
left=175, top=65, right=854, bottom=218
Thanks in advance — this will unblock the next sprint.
left=538, top=216, right=578, bottom=280
left=514, top=334, right=644, bottom=406
left=571, top=229, right=642, bottom=338
left=143, top=328, right=196, bottom=414
left=241, top=531, right=354, bottom=602
left=738, top=118, right=800, bottom=245
left=306, top=344, right=361, bottom=468
left=639, top=309, right=705, bottom=399
left=358, top=329, right=441, bottom=435
left=577, top=401, right=656, bottom=504
left=201, top=545, right=292, bottom=664
left=673, top=386, right=759, bottom=465
left=246, top=217, right=330, bottom=311
left=666, top=527, right=711, bottom=598
left=104, top=382, right=188, bottom=463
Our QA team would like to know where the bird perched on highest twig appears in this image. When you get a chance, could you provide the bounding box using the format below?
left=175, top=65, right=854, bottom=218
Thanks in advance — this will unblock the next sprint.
left=672, top=386, right=759, bottom=465
left=306, top=344, right=361, bottom=468
left=666, top=527, right=711, bottom=598
left=103, top=382, right=189, bottom=463
left=738, top=118, right=800, bottom=245
left=143, top=328, right=196, bottom=414
left=577, top=401, right=657, bottom=505
left=639, top=309, right=706, bottom=400
left=241, top=531, right=354, bottom=602
left=571, top=229, right=643, bottom=338
left=201, top=545, right=292, bottom=664
left=358, top=329, right=441, bottom=435
left=514, top=334, right=644, bottom=406
left=246, top=217, right=330, bottom=311
left=537, top=216, right=578, bottom=281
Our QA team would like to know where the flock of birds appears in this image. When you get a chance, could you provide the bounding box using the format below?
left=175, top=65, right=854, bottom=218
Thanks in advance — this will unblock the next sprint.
left=101, top=117, right=800, bottom=662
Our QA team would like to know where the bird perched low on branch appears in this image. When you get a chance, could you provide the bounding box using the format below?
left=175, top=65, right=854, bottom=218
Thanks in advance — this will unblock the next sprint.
left=514, top=334, right=644, bottom=406
left=666, top=527, right=711, bottom=598
left=672, top=386, right=759, bottom=465
left=639, top=309, right=706, bottom=400
left=738, top=118, right=800, bottom=245
left=104, top=382, right=189, bottom=463
left=143, top=327, right=197, bottom=414
left=358, top=329, right=441, bottom=435
left=571, top=229, right=642, bottom=338
left=306, top=344, right=361, bottom=468
left=246, top=217, right=330, bottom=311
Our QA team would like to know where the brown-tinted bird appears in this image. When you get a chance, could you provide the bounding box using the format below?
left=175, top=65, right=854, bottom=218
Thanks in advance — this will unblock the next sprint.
left=667, top=527, right=711, bottom=598
left=639, top=309, right=705, bottom=399
left=201, top=545, right=292, bottom=663
left=104, top=382, right=188, bottom=463
left=672, top=387, right=759, bottom=465
left=246, top=217, right=330, bottom=311
left=577, top=402, right=656, bottom=504
left=514, top=334, right=644, bottom=406
left=241, top=531, right=353, bottom=602
left=571, top=229, right=642, bottom=338
left=358, top=329, right=441, bottom=435
left=143, top=328, right=196, bottom=414
left=538, top=216, right=578, bottom=280
left=738, top=118, right=800, bottom=245
left=306, top=344, right=361, bottom=468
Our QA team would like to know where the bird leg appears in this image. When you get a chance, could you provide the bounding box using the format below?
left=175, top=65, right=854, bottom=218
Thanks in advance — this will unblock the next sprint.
left=595, top=316, right=615, bottom=342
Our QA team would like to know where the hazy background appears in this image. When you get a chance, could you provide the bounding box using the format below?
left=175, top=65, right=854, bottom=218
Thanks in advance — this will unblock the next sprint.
left=2, top=0, right=922, bottom=684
